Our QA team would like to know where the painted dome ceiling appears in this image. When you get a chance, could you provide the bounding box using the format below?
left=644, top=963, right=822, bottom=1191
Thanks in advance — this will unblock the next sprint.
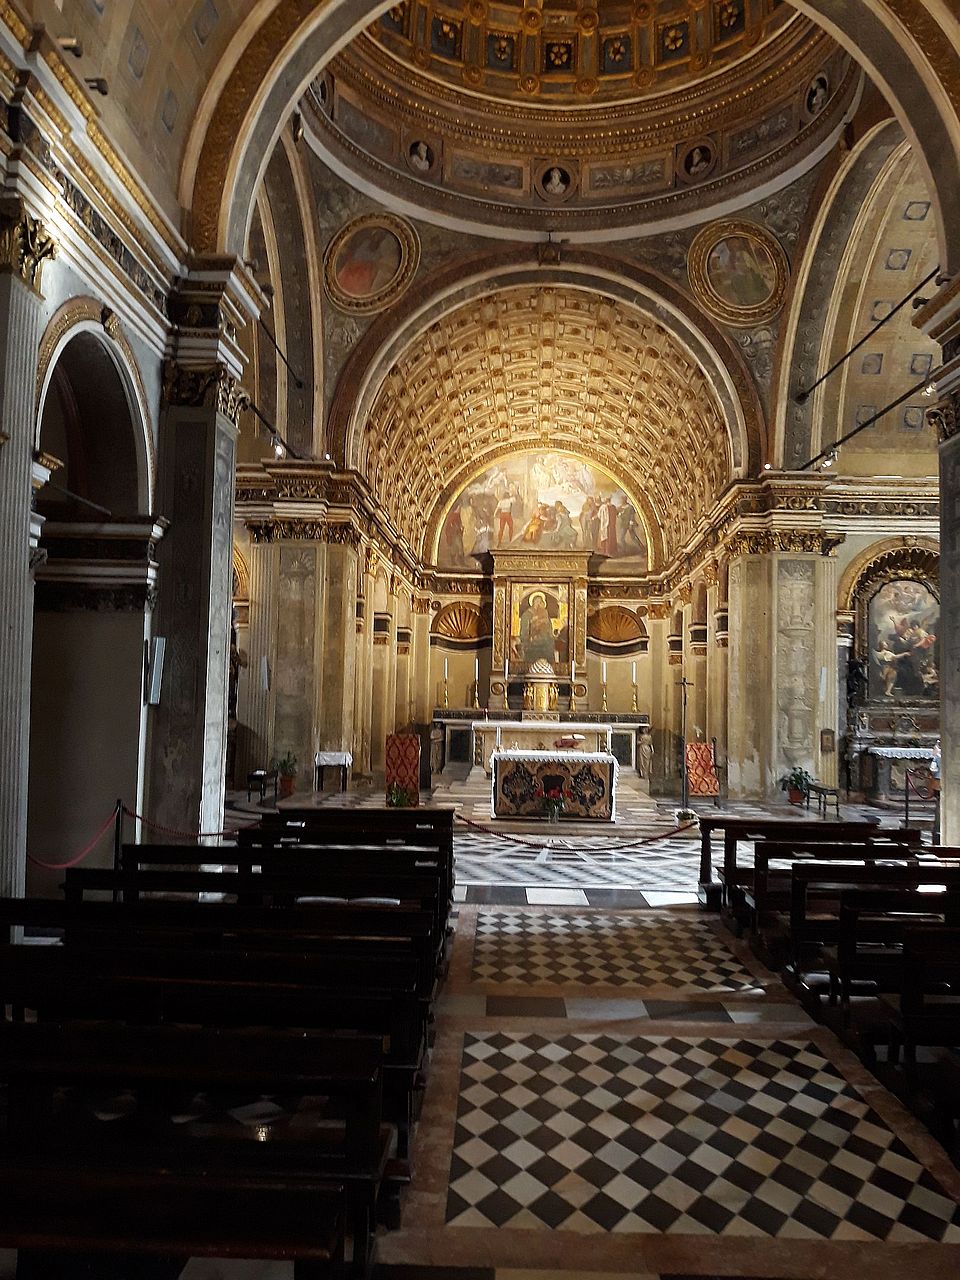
left=304, top=0, right=859, bottom=234
left=368, top=0, right=799, bottom=107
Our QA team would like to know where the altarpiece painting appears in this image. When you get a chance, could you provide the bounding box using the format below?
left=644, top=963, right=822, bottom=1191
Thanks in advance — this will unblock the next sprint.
left=867, top=578, right=939, bottom=702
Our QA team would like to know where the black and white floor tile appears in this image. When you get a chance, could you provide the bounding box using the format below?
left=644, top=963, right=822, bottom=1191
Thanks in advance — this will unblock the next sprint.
left=445, top=1031, right=960, bottom=1243
left=471, top=911, right=762, bottom=992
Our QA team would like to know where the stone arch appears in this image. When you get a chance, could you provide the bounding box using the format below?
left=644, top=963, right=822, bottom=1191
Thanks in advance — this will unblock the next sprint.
left=35, top=300, right=156, bottom=513
left=328, top=250, right=763, bottom=571
left=183, top=1, right=960, bottom=271
left=838, top=537, right=940, bottom=613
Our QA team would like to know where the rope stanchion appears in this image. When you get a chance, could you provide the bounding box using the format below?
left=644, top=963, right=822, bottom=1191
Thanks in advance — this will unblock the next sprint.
left=122, top=806, right=231, bottom=843
left=453, top=812, right=698, bottom=854
left=26, top=805, right=120, bottom=871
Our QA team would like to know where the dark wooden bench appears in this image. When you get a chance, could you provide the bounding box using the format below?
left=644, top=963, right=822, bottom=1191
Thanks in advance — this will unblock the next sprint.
left=718, top=822, right=919, bottom=928
left=884, top=927, right=960, bottom=1084
left=824, top=889, right=960, bottom=1022
left=247, top=768, right=279, bottom=803
left=788, top=861, right=960, bottom=978
left=742, top=836, right=934, bottom=937
left=805, top=781, right=841, bottom=818
left=0, top=1021, right=387, bottom=1274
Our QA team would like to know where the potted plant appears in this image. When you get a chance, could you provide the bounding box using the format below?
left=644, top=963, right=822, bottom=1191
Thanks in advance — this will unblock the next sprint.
left=780, top=765, right=813, bottom=806
left=386, top=781, right=416, bottom=808
left=675, top=807, right=699, bottom=831
left=274, top=750, right=298, bottom=799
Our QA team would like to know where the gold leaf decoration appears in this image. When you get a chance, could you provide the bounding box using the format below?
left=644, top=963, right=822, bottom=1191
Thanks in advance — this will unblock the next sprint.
left=587, top=605, right=646, bottom=643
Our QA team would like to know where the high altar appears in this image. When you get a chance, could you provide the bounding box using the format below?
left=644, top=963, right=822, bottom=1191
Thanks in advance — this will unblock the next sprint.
left=482, top=549, right=620, bottom=819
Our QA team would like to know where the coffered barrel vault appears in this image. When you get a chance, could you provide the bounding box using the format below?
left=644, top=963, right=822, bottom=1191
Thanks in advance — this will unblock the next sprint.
left=350, top=286, right=732, bottom=566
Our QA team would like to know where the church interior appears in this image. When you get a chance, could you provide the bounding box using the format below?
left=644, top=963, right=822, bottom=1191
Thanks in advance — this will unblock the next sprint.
left=1, top=0, right=960, bottom=1277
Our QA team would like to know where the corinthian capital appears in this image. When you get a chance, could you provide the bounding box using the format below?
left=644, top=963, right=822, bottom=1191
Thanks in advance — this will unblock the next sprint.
left=162, top=360, right=251, bottom=427
left=0, top=197, right=56, bottom=294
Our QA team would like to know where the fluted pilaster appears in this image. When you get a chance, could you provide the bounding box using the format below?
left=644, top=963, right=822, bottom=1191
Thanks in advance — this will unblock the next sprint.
left=0, top=270, right=45, bottom=894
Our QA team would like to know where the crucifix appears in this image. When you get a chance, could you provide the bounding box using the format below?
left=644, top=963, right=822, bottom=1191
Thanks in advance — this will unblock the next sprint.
left=676, top=675, right=694, bottom=810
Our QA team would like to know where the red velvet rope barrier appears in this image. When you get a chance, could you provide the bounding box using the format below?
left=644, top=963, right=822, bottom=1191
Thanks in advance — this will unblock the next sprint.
left=26, top=807, right=119, bottom=871
left=122, top=807, right=230, bottom=842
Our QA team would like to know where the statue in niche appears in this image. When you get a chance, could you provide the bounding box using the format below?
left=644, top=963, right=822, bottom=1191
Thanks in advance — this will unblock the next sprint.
left=638, top=728, right=655, bottom=779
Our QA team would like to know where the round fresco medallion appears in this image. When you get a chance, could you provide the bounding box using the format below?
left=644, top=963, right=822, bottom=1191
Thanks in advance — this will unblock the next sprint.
left=323, top=214, right=420, bottom=314
left=687, top=220, right=789, bottom=326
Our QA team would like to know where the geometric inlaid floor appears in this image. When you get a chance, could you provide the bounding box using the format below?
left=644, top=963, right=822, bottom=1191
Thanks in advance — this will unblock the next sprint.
left=445, top=1031, right=960, bottom=1242
left=472, top=911, right=762, bottom=991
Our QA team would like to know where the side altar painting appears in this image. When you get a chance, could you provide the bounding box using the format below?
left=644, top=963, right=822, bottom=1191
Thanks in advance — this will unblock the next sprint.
left=438, top=452, right=647, bottom=573
left=868, top=579, right=939, bottom=702
left=512, top=587, right=569, bottom=671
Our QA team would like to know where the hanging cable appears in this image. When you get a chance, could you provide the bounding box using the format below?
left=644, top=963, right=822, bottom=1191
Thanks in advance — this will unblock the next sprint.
left=246, top=401, right=303, bottom=461
left=41, top=481, right=112, bottom=516
left=794, top=266, right=941, bottom=404
left=799, top=366, right=941, bottom=472
left=258, top=316, right=305, bottom=390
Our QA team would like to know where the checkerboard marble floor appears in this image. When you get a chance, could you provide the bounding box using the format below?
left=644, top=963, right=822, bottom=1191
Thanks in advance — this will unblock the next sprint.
left=376, top=902, right=960, bottom=1278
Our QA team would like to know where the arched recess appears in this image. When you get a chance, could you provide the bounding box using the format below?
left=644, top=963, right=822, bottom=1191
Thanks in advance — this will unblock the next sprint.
left=328, top=250, right=763, bottom=571
left=35, top=300, right=156, bottom=513
left=28, top=322, right=158, bottom=895
left=838, top=537, right=940, bottom=614
left=182, top=1, right=960, bottom=272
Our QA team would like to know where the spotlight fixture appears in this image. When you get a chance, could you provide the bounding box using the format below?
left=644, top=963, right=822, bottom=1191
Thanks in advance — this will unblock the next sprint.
left=763, top=462, right=773, bottom=471
left=271, top=434, right=285, bottom=459
left=58, top=37, right=84, bottom=58
left=84, top=77, right=109, bottom=96
left=291, top=111, right=304, bottom=143
left=922, top=382, right=936, bottom=398
left=819, top=447, right=838, bottom=471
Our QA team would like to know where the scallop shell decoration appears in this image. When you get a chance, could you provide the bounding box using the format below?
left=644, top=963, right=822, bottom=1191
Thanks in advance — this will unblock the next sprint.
left=587, top=605, right=646, bottom=644
left=432, top=601, right=484, bottom=639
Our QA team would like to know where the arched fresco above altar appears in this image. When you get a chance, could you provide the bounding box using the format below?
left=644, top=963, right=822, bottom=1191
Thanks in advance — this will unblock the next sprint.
left=435, top=451, right=648, bottom=576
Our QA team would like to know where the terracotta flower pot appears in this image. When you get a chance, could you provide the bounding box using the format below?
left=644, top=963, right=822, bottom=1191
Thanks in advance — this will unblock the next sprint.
left=279, top=774, right=296, bottom=799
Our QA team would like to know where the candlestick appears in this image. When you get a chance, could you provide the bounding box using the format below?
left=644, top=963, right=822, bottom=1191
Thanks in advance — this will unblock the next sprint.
left=601, top=681, right=608, bottom=713
left=631, top=682, right=639, bottom=713
left=471, top=678, right=480, bottom=710
left=442, top=676, right=449, bottom=710
left=569, top=680, right=577, bottom=714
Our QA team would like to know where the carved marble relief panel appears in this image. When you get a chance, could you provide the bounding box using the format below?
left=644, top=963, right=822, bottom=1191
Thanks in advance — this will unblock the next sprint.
left=776, top=559, right=816, bottom=773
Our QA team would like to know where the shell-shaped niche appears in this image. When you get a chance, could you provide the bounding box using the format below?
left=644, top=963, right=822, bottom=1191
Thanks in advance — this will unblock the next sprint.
left=432, top=600, right=489, bottom=639
left=587, top=605, right=646, bottom=644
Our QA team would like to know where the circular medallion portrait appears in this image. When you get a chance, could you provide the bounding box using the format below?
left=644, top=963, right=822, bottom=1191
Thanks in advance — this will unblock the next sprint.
left=323, top=214, right=420, bottom=314
left=688, top=220, right=789, bottom=326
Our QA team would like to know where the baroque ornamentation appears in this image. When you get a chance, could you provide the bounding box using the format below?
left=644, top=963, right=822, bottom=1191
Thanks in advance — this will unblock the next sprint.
left=162, top=361, right=251, bottom=427
left=0, top=197, right=56, bottom=293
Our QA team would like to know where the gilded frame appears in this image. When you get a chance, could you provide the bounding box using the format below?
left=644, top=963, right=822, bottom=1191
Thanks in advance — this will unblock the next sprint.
left=687, top=219, right=789, bottom=327
left=323, top=213, right=420, bottom=315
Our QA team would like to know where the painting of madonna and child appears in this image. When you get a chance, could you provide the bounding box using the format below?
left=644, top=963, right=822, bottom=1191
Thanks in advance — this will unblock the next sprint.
left=437, top=452, right=647, bottom=573
left=869, top=578, right=939, bottom=702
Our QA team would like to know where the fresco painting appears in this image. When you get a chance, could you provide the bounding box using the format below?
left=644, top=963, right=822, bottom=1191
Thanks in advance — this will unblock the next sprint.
left=706, top=233, right=778, bottom=309
left=438, top=452, right=647, bottom=572
left=868, top=578, right=939, bottom=702
left=334, top=226, right=402, bottom=299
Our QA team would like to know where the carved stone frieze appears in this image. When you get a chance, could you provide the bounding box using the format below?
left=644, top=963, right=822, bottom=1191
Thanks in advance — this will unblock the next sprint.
left=34, top=582, right=156, bottom=612
left=0, top=197, right=56, bottom=293
left=245, top=518, right=362, bottom=546
left=162, top=361, right=251, bottom=427
left=725, top=529, right=842, bottom=560
left=413, top=596, right=432, bottom=614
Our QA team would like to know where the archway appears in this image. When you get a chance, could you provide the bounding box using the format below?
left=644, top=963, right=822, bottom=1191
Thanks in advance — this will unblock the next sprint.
left=27, top=328, right=154, bottom=895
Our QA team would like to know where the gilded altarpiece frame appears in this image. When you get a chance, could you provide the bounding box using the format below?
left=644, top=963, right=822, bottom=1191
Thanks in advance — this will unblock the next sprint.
left=490, top=551, right=591, bottom=694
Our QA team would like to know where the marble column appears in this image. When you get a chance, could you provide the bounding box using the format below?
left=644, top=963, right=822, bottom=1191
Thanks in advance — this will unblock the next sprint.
left=645, top=605, right=670, bottom=792
left=354, top=556, right=376, bottom=775
left=146, top=364, right=243, bottom=837
left=0, top=199, right=55, bottom=895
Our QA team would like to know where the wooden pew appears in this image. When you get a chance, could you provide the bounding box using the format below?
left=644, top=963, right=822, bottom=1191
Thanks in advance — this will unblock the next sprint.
left=3, top=1166, right=345, bottom=1280
left=825, top=889, right=960, bottom=1022
left=788, top=861, right=960, bottom=977
left=0, top=1021, right=387, bottom=1274
left=712, top=819, right=917, bottom=926
left=63, top=866, right=447, bottom=965
left=885, top=927, right=960, bottom=1083
left=742, top=836, right=935, bottom=937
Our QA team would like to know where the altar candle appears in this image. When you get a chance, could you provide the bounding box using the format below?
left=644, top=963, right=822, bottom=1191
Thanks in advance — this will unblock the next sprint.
left=474, top=657, right=479, bottom=683
left=444, top=657, right=448, bottom=679
left=602, top=660, right=607, bottom=681
left=504, top=656, right=509, bottom=677
left=632, top=661, right=637, bottom=683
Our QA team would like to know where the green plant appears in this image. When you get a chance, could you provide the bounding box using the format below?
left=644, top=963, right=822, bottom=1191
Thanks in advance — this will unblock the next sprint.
left=675, top=807, right=698, bottom=824
left=386, top=782, right=416, bottom=807
left=273, top=750, right=298, bottom=778
left=780, top=766, right=813, bottom=793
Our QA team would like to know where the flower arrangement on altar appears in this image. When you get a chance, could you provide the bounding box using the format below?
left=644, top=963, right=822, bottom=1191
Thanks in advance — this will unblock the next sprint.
left=534, top=782, right=572, bottom=822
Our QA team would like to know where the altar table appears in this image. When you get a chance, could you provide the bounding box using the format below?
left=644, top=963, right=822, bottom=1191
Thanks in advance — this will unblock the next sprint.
left=474, top=720, right=613, bottom=773
left=492, top=748, right=618, bottom=822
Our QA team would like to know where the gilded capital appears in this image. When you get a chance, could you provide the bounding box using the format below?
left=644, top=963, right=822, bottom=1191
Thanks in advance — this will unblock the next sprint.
left=929, top=397, right=960, bottom=444
left=0, top=197, right=56, bottom=294
left=162, top=360, right=251, bottom=427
